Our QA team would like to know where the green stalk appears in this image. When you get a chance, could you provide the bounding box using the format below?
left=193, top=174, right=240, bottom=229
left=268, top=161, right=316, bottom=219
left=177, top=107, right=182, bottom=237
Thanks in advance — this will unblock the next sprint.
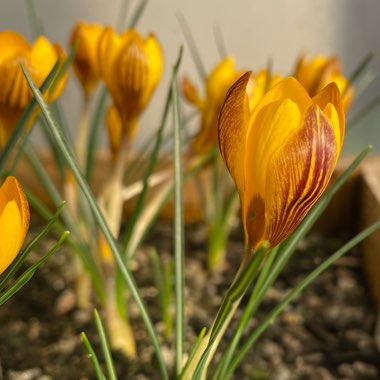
left=181, top=245, right=268, bottom=380
left=176, top=12, right=207, bottom=80
left=0, top=61, right=59, bottom=173
left=128, top=0, right=149, bottom=28
left=85, top=86, right=107, bottom=181
left=22, top=66, right=169, bottom=380
left=172, top=59, right=185, bottom=375
left=226, top=218, right=380, bottom=378
left=213, top=23, right=227, bottom=59
left=81, top=332, right=106, bottom=380
left=213, top=246, right=279, bottom=379
left=94, top=309, right=117, bottom=380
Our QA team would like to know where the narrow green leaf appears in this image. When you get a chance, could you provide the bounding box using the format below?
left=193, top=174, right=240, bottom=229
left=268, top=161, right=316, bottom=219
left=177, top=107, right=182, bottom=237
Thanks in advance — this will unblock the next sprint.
left=176, top=12, right=207, bottom=80
left=93, top=309, right=117, bottom=380
left=86, top=86, right=108, bottom=181
left=226, top=218, right=380, bottom=378
left=0, top=60, right=60, bottom=173
left=172, top=48, right=185, bottom=375
left=0, top=231, right=69, bottom=305
left=213, top=23, right=227, bottom=59
left=0, top=202, right=65, bottom=290
left=22, top=61, right=169, bottom=380
left=128, top=0, right=149, bottom=28
left=81, top=332, right=106, bottom=380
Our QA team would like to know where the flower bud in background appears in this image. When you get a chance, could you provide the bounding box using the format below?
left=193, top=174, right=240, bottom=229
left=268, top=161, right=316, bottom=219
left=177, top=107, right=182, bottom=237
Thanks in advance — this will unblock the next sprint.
left=219, top=73, right=345, bottom=251
left=0, top=30, right=67, bottom=148
left=294, top=54, right=353, bottom=110
left=70, top=21, right=104, bottom=99
left=182, top=57, right=242, bottom=156
left=98, top=27, right=163, bottom=139
left=106, top=103, right=123, bottom=160
left=0, top=176, right=30, bottom=275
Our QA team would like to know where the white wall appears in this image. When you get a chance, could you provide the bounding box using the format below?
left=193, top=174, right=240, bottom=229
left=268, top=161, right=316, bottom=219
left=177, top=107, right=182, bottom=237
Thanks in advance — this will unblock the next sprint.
left=2, top=0, right=380, bottom=152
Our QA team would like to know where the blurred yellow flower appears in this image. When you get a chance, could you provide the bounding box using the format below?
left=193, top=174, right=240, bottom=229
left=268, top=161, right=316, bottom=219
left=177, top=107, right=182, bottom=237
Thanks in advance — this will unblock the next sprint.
left=0, top=176, right=30, bottom=275
left=219, top=73, right=345, bottom=251
left=294, top=55, right=353, bottom=110
left=70, top=21, right=104, bottom=98
left=106, top=103, right=123, bottom=160
left=0, top=30, right=67, bottom=148
left=182, top=57, right=242, bottom=156
left=98, top=28, right=163, bottom=139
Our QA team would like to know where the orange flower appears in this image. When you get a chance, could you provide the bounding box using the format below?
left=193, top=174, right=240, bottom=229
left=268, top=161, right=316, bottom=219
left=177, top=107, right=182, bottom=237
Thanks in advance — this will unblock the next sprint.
left=0, top=30, right=67, bottom=148
left=219, top=73, right=345, bottom=251
left=182, top=57, right=243, bottom=156
left=294, top=55, right=353, bottom=110
left=0, top=176, right=30, bottom=274
left=70, top=21, right=104, bottom=98
left=98, top=28, right=163, bottom=139
left=106, top=103, right=123, bottom=160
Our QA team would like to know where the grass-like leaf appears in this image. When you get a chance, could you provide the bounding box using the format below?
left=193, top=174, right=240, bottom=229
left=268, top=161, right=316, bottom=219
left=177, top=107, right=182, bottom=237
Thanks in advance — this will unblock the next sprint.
left=0, top=202, right=65, bottom=290
left=22, top=61, right=169, bottom=380
left=0, top=230, right=69, bottom=305
left=172, top=50, right=186, bottom=375
left=0, top=61, right=59, bottom=173
left=93, top=309, right=117, bottom=380
left=176, top=11, right=207, bottom=80
left=225, top=217, right=380, bottom=378
left=81, top=332, right=106, bottom=380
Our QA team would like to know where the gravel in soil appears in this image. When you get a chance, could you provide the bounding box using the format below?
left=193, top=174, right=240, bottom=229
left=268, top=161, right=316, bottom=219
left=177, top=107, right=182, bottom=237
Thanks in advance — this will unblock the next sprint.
left=0, top=223, right=379, bottom=380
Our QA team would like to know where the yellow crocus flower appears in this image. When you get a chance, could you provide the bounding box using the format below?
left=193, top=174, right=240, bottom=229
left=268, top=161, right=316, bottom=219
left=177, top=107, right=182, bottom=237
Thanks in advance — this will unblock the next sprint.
left=70, top=21, right=104, bottom=98
left=0, top=176, right=30, bottom=275
left=218, top=73, right=345, bottom=251
left=106, top=103, right=123, bottom=160
left=183, top=57, right=243, bottom=156
left=0, top=30, right=67, bottom=148
left=294, top=55, right=353, bottom=110
left=98, top=27, right=163, bottom=138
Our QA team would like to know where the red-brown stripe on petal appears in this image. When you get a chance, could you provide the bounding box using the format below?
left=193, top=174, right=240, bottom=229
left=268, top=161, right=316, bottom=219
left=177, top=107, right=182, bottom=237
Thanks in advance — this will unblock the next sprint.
left=218, top=71, right=252, bottom=196
left=264, top=105, right=338, bottom=247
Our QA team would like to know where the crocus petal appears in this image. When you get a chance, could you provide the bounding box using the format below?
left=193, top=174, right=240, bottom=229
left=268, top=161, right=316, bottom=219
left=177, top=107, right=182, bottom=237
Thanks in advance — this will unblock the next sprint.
left=70, top=22, right=104, bottom=97
left=218, top=71, right=252, bottom=197
left=98, top=28, right=163, bottom=135
left=264, top=105, right=339, bottom=247
left=0, top=176, right=30, bottom=274
left=244, top=98, right=303, bottom=247
left=0, top=31, right=30, bottom=62
left=312, top=82, right=345, bottom=147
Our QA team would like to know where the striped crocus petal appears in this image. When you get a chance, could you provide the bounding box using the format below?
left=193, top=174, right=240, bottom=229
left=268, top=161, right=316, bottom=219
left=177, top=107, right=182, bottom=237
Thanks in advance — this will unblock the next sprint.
left=261, top=104, right=339, bottom=248
left=218, top=71, right=252, bottom=199
left=0, top=176, right=30, bottom=274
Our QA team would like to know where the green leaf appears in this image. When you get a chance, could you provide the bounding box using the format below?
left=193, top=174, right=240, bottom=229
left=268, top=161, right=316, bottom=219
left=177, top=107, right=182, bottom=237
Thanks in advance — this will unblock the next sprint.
left=0, top=231, right=69, bottom=305
left=0, top=60, right=60, bottom=173
left=81, top=332, right=106, bottom=380
left=0, top=202, right=65, bottom=290
left=226, top=217, right=380, bottom=378
left=93, top=309, right=117, bottom=380
left=22, top=59, right=170, bottom=380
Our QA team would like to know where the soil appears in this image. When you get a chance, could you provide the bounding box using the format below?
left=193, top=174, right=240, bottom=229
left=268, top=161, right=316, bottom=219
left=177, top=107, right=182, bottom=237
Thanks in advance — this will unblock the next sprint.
left=0, top=222, right=379, bottom=380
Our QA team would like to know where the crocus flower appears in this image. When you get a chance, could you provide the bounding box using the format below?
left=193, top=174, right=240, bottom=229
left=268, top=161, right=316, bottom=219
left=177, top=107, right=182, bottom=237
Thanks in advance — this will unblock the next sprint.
left=0, top=176, right=30, bottom=274
left=182, top=56, right=242, bottom=156
left=218, top=73, right=345, bottom=251
left=0, top=30, right=67, bottom=148
left=70, top=21, right=104, bottom=98
left=98, top=28, right=163, bottom=139
left=294, top=55, right=353, bottom=110
left=106, top=103, right=123, bottom=160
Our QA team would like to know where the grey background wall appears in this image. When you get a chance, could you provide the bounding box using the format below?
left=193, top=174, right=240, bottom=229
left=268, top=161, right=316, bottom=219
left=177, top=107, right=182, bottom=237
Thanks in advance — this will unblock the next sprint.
left=2, top=0, right=380, bottom=153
